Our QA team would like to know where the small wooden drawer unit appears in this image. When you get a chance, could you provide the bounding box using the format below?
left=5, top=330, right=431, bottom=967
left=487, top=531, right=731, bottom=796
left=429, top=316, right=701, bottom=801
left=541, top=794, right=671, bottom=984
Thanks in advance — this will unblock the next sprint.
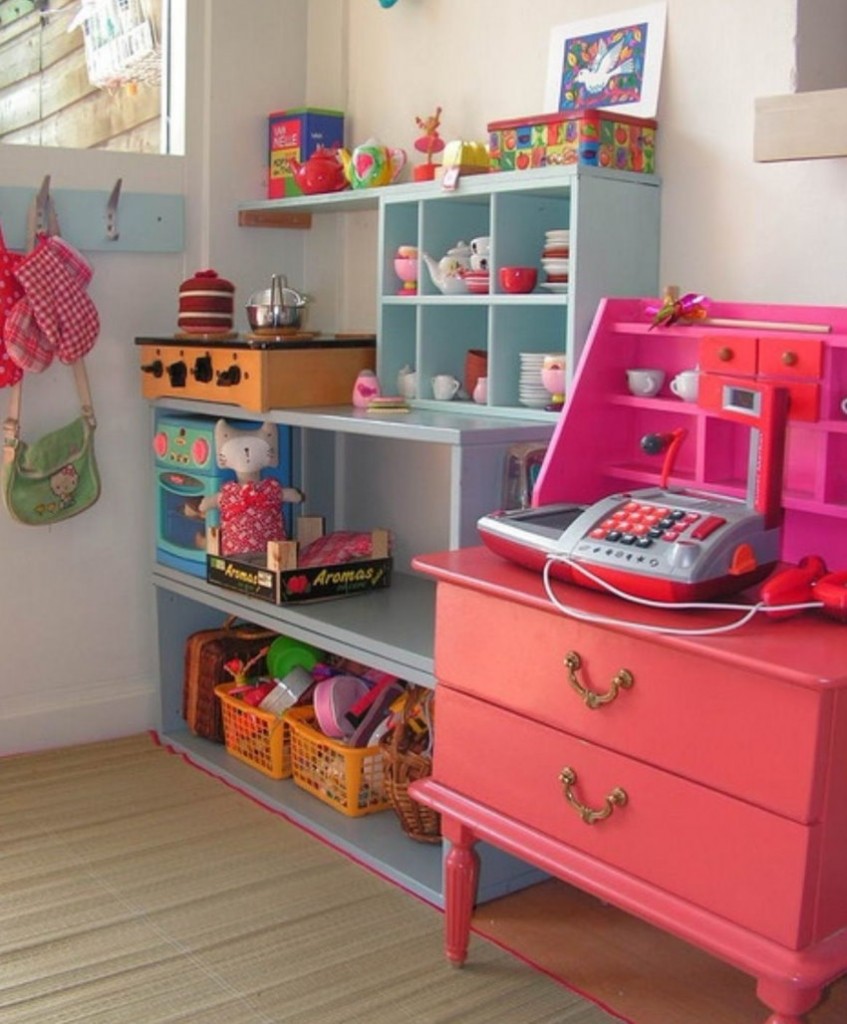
left=412, top=547, right=847, bottom=1024
left=699, top=333, right=824, bottom=422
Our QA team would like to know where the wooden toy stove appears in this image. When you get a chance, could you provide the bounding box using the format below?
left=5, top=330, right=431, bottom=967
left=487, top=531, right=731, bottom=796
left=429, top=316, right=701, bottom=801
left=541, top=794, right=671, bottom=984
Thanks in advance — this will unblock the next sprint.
left=136, top=333, right=376, bottom=413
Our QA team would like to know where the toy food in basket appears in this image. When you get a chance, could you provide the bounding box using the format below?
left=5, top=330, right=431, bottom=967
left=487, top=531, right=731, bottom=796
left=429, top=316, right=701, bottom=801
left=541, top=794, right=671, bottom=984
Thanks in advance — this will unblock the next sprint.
left=215, top=681, right=294, bottom=780
left=287, top=705, right=392, bottom=817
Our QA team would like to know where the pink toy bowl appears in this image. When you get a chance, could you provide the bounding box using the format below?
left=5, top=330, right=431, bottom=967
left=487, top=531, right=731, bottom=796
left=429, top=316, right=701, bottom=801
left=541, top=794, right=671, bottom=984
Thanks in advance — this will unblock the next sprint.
left=313, top=675, right=370, bottom=739
left=499, top=266, right=538, bottom=293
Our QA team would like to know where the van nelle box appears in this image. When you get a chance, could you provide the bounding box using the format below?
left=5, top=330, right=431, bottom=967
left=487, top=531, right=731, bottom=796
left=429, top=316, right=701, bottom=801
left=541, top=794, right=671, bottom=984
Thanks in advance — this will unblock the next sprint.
left=488, top=109, right=656, bottom=174
left=268, top=108, right=344, bottom=199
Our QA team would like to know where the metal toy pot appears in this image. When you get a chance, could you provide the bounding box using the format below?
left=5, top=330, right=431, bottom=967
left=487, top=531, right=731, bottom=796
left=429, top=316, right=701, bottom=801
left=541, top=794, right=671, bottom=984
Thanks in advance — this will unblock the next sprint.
left=245, top=274, right=309, bottom=330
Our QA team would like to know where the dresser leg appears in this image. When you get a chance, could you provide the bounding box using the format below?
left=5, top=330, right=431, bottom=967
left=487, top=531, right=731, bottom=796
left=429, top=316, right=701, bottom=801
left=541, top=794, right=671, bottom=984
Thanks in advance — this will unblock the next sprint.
left=442, top=822, right=480, bottom=967
left=756, top=976, right=821, bottom=1024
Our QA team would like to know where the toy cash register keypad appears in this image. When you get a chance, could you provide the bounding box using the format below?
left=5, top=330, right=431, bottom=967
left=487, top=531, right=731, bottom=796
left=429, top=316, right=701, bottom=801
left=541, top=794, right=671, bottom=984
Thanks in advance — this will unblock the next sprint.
left=588, top=499, right=707, bottom=548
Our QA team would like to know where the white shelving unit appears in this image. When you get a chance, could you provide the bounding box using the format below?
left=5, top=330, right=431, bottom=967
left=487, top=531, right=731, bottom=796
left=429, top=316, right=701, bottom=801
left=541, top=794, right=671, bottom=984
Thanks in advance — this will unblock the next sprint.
left=239, top=164, right=662, bottom=418
left=151, top=166, right=661, bottom=904
left=152, top=399, right=552, bottom=905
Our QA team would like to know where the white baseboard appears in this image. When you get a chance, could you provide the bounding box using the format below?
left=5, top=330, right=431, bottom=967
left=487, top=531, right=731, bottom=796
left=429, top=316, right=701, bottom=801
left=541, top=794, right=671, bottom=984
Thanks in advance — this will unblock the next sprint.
left=0, top=679, right=159, bottom=756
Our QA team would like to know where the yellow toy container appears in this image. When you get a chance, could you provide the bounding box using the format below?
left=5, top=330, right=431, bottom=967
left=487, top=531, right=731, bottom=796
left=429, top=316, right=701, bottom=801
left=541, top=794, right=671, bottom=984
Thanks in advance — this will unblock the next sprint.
left=287, top=706, right=390, bottom=817
left=215, top=683, right=292, bottom=780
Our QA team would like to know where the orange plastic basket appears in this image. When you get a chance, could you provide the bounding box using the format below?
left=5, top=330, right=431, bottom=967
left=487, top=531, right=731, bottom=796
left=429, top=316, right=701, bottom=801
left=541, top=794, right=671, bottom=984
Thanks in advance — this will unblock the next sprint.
left=287, top=706, right=390, bottom=817
left=215, top=682, right=292, bottom=779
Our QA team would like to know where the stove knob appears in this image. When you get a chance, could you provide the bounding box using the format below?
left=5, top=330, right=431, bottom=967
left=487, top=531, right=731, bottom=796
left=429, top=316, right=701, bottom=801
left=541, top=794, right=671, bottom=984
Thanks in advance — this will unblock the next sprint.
left=166, top=360, right=187, bottom=387
left=216, top=365, right=241, bottom=386
left=192, top=354, right=214, bottom=383
left=140, top=359, right=164, bottom=378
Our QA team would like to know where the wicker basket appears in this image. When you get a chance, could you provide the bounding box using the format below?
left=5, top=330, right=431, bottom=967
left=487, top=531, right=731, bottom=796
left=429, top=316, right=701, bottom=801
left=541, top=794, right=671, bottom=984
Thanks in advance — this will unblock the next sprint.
left=287, top=706, right=390, bottom=817
left=215, top=682, right=292, bottom=780
left=380, top=687, right=441, bottom=843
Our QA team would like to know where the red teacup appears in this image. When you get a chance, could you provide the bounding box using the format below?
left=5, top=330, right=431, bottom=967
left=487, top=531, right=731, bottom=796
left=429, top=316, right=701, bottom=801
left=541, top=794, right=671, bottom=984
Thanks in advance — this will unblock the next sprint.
left=499, top=266, right=538, bottom=293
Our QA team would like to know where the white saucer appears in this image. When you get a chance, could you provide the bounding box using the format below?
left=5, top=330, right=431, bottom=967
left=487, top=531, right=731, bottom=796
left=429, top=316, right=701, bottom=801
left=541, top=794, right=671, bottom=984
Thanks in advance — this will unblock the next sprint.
left=540, top=282, right=569, bottom=293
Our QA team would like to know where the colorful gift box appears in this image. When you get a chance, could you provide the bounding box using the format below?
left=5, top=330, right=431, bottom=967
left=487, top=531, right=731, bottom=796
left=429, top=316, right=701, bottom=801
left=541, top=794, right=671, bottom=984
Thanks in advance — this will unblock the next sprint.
left=268, top=107, right=345, bottom=199
left=487, top=110, right=656, bottom=175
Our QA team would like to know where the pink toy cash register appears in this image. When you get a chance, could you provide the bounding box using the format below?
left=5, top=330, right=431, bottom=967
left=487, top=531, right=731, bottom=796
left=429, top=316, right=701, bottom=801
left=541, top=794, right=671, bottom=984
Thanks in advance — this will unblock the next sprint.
left=478, top=297, right=847, bottom=609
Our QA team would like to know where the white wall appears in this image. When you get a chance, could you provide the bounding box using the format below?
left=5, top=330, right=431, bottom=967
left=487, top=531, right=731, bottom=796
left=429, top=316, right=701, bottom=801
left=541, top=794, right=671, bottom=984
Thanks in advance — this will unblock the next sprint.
left=328, top=0, right=846, bottom=324
left=0, top=0, right=309, bottom=754
left=5, top=0, right=845, bottom=753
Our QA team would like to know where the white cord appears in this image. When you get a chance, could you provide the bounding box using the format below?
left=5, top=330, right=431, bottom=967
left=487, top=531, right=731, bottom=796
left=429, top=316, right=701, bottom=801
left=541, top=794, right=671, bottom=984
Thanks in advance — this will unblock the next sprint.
left=542, top=554, right=822, bottom=636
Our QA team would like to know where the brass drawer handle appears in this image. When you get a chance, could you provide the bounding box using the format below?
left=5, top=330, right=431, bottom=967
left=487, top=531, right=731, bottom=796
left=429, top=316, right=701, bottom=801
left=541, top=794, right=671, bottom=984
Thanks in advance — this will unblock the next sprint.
left=564, top=651, right=633, bottom=709
left=558, top=766, right=628, bottom=825
left=781, top=350, right=798, bottom=367
left=717, top=345, right=734, bottom=362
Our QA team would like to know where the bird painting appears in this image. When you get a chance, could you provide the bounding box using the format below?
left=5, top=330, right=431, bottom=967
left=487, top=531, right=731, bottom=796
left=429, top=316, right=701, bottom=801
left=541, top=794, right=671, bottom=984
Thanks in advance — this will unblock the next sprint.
left=574, top=36, right=635, bottom=95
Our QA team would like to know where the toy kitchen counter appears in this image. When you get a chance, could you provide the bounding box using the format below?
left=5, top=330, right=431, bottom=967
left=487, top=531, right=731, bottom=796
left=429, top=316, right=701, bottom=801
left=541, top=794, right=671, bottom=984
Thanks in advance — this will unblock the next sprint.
left=135, top=333, right=376, bottom=412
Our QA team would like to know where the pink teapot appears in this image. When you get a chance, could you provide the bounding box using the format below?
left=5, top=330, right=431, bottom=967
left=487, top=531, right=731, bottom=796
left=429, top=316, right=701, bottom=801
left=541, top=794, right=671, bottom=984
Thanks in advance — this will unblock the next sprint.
left=288, top=147, right=348, bottom=195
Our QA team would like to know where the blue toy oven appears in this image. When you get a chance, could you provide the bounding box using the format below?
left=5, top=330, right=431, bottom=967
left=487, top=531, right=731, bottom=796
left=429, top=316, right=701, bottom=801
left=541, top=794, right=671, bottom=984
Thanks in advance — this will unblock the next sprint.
left=153, top=412, right=294, bottom=578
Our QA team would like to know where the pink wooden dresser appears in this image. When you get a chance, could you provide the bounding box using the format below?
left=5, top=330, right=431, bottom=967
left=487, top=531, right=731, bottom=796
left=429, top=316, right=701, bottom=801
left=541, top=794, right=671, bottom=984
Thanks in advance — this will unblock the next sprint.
left=411, top=545, right=847, bottom=1024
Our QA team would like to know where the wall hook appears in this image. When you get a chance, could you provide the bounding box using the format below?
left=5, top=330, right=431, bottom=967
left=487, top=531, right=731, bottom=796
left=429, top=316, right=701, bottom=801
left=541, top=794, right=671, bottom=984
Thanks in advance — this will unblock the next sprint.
left=27, top=175, right=60, bottom=247
left=106, top=178, right=122, bottom=241
left=35, top=174, right=51, bottom=234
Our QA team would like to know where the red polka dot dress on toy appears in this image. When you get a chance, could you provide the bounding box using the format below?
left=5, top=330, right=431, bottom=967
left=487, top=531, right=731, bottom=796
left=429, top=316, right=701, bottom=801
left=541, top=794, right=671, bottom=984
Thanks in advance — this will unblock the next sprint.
left=218, top=477, right=287, bottom=556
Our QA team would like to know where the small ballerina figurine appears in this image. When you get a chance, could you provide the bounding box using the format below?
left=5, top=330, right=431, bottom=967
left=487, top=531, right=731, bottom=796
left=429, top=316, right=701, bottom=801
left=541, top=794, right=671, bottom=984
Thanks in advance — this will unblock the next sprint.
left=413, top=106, right=445, bottom=181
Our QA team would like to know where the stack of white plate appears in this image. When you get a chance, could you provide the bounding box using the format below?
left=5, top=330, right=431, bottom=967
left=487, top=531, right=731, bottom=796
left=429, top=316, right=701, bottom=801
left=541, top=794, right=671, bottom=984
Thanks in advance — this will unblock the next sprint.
left=541, top=229, right=570, bottom=292
left=519, top=351, right=559, bottom=407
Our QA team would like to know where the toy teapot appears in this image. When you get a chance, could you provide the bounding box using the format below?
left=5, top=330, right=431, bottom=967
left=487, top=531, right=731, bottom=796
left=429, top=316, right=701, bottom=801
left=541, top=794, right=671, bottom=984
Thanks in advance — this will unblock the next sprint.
left=446, top=240, right=472, bottom=269
left=421, top=251, right=469, bottom=295
left=339, top=138, right=407, bottom=189
left=288, top=147, right=348, bottom=195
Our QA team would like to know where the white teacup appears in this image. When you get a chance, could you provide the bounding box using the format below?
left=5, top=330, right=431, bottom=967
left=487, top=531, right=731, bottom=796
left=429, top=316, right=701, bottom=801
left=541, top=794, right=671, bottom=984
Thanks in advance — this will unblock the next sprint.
left=670, top=370, right=700, bottom=402
left=470, top=235, right=490, bottom=256
left=397, top=366, right=417, bottom=399
left=432, top=374, right=460, bottom=401
left=626, top=368, right=665, bottom=397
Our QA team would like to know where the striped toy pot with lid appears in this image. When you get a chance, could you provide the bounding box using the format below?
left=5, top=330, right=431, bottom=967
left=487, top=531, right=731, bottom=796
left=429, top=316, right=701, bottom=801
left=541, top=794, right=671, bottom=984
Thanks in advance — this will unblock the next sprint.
left=178, top=268, right=235, bottom=334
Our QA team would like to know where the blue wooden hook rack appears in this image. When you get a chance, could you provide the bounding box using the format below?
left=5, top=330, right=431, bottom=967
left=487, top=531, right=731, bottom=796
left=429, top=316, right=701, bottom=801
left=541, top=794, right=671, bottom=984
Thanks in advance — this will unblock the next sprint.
left=0, top=181, right=184, bottom=253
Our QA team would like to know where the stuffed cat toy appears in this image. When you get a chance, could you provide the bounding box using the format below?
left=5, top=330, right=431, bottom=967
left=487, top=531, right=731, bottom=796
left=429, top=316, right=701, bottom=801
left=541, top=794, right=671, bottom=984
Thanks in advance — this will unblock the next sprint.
left=200, top=419, right=303, bottom=557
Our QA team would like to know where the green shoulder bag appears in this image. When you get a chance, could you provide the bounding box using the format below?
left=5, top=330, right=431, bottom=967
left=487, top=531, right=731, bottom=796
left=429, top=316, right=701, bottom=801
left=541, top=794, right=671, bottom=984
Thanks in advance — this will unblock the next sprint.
left=2, top=359, right=101, bottom=525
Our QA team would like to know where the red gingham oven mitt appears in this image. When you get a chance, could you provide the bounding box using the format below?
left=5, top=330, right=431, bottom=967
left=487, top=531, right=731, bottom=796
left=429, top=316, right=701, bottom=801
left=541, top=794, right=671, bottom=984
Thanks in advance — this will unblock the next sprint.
left=0, top=225, right=25, bottom=387
left=11, top=235, right=100, bottom=367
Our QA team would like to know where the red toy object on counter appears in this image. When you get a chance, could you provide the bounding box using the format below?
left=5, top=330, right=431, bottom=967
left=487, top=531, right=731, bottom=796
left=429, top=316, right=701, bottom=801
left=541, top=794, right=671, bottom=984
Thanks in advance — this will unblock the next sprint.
left=815, top=571, right=847, bottom=621
left=761, top=557, right=847, bottom=622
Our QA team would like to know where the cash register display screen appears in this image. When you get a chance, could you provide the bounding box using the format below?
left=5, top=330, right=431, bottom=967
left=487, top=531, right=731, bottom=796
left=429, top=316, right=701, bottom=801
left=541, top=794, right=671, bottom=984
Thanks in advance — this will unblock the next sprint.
left=723, top=384, right=761, bottom=417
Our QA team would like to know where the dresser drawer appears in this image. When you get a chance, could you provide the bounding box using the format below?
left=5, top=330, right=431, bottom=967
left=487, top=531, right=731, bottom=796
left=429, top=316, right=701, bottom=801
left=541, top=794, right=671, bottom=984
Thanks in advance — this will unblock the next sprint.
left=434, top=584, right=830, bottom=823
left=758, top=336, right=824, bottom=380
left=435, top=688, right=821, bottom=949
left=699, top=334, right=757, bottom=375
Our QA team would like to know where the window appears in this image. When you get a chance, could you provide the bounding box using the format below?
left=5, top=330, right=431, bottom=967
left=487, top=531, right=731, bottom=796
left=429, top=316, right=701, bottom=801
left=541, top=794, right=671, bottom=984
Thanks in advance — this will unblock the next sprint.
left=0, top=0, right=183, bottom=154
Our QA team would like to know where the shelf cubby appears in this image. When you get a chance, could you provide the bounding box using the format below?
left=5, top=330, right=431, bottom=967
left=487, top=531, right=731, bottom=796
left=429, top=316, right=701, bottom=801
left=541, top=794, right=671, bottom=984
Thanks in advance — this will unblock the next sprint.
left=149, top=397, right=554, bottom=906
